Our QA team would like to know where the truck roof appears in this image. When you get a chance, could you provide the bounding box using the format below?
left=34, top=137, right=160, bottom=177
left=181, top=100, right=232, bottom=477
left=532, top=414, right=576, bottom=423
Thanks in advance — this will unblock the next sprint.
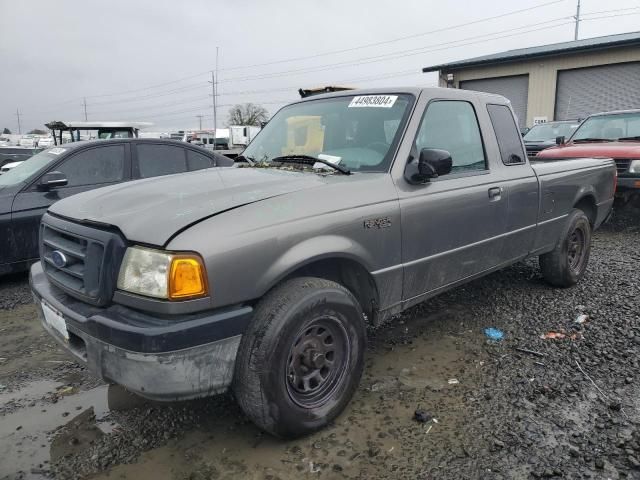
left=293, top=86, right=511, bottom=106
left=589, top=109, right=640, bottom=117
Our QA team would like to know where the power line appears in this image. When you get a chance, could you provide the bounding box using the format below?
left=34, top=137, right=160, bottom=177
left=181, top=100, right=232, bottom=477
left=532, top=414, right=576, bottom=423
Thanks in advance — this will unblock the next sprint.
left=38, top=0, right=568, bottom=103
left=218, top=16, right=577, bottom=83
left=219, top=0, right=568, bottom=72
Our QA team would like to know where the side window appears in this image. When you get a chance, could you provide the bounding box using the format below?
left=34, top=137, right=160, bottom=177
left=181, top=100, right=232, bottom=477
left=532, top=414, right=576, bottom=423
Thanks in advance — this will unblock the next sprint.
left=56, top=145, right=125, bottom=187
left=135, top=144, right=186, bottom=178
left=187, top=149, right=214, bottom=171
left=415, top=101, right=486, bottom=174
left=487, top=104, right=526, bottom=165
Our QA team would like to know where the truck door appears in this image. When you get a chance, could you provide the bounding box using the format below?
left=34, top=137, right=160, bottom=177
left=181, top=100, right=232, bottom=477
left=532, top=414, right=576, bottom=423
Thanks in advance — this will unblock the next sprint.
left=486, top=104, right=539, bottom=261
left=396, top=98, right=510, bottom=304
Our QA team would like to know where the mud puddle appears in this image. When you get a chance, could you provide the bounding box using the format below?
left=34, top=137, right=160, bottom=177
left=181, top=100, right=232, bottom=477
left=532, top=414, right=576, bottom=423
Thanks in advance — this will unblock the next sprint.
left=92, top=308, right=488, bottom=479
left=0, top=382, right=140, bottom=479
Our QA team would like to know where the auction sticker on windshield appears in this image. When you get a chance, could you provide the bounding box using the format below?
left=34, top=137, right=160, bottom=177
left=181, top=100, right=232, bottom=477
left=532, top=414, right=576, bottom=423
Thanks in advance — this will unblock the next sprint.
left=349, top=95, right=397, bottom=108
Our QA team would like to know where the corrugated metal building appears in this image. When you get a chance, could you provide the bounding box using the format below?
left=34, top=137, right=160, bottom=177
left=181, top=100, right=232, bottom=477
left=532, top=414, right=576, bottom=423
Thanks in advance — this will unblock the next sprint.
left=422, top=31, right=640, bottom=128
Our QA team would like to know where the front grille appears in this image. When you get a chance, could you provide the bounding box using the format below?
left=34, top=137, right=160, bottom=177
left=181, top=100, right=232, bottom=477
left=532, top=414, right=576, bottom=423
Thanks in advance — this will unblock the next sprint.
left=41, top=224, right=104, bottom=298
left=614, top=159, right=631, bottom=174
left=40, top=214, right=127, bottom=306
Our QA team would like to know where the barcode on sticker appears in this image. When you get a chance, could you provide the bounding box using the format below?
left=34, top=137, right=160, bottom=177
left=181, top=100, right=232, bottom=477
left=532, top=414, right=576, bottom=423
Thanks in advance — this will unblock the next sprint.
left=348, top=95, right=398, bottom=108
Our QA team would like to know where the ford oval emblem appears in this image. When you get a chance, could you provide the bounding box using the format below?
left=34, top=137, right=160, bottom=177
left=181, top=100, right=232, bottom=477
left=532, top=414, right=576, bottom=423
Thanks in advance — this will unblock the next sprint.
left=51, top=250, right=68, bottom=268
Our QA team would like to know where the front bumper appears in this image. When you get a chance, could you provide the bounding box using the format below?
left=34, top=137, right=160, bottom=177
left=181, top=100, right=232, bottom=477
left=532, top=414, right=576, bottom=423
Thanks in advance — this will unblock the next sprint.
left=30, top=261, right=252, bottom=401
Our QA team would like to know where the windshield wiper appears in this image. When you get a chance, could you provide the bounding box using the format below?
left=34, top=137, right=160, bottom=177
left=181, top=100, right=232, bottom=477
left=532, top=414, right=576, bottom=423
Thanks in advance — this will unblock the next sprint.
left=271, top=155, right=351, bottom=175
left=234, top=154, right=254, bottom=164
left=571, top=138, right=614, bottom=143
left=617, top=136, right=640, bottom=142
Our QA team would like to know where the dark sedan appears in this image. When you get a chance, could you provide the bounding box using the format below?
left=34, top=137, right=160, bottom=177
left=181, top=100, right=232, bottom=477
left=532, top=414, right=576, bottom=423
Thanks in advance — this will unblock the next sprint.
left=0, top=138, right=233, bottom=274
left=523, top=120, right=581, bottom=158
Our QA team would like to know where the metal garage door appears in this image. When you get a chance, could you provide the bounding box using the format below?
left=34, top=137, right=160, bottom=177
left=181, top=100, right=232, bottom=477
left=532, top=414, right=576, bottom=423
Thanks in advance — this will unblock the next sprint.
left=460, top=75, right=529, bottom=128
left=555, top=62, right=640, bottom=120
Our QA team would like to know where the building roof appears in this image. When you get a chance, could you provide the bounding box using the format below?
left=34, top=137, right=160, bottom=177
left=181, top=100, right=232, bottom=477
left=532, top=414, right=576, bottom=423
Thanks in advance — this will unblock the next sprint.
left=422, top=31, right=640, bottom=73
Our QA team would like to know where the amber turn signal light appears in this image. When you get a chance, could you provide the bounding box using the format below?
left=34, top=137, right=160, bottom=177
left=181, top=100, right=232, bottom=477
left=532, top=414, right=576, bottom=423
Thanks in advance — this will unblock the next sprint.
left=168, top=255, right=208, bottom=300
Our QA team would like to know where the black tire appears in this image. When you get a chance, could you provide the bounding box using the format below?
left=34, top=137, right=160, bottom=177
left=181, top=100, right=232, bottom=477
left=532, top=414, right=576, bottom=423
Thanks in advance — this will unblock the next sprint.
left=233, top=277, right=366, bottom=438
left=539, top=208, right=592, bottom=287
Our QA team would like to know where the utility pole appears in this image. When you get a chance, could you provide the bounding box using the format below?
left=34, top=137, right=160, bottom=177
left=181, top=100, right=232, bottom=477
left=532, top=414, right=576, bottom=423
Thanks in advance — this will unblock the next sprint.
left=574, top=0, right=581, bottom=40
left=15, top=108, right=22, bottom=134
left=196, top=115, right=203, bottom=130
left=215, top=46, right=219, bottom=141
left=210, top=71, right=216, bottom=138
left=208, top=47, right=220, bottom=141
left=83, top=97, right=88, bottom=121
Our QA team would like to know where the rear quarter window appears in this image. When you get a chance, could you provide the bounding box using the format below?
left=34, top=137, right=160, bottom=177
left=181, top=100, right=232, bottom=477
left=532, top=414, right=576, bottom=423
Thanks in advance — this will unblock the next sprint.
left=487, top=104, right=526, bottom=165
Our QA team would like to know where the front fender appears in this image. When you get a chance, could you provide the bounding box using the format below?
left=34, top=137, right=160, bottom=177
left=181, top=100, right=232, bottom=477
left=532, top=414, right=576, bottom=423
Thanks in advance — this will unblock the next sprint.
left=258, top=234, right=377, bottom=297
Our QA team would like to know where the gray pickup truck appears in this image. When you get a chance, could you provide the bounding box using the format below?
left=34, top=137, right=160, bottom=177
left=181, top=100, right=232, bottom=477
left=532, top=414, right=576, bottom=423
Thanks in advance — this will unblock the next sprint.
left=31, top=88, right=616, bottom=438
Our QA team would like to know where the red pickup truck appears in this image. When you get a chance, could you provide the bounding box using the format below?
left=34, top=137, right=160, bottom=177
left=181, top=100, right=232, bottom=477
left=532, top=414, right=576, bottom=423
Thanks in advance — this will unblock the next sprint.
left=537, top=110, right=640, bottom=204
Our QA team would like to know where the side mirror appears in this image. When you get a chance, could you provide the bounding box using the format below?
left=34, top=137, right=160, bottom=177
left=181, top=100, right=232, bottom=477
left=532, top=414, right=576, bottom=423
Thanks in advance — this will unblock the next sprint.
left=555, top=136, right=565, bottom=146
left=38, top=171, right=68, bottom=190
left=405, top=148, right=453, bottom=184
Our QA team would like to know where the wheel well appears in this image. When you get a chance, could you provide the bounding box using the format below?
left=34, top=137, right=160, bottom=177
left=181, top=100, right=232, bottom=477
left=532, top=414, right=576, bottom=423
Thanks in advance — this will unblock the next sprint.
left=574, top=195, right=596, bottom=226
left=283, top=258, right=380, bottom=325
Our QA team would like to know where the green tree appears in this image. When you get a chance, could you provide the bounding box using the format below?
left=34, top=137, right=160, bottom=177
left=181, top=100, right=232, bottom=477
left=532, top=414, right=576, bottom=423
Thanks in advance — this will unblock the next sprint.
left=28, top=129, right=46, bottom=135
left=2, top=128, right=11, bottom=134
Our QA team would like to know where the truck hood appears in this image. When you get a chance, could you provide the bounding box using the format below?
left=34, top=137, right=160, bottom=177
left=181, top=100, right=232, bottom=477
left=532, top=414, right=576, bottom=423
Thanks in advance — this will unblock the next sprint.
left=49, top=167, right=328, bottom=245
left=537, top=142, right=640, bottom=159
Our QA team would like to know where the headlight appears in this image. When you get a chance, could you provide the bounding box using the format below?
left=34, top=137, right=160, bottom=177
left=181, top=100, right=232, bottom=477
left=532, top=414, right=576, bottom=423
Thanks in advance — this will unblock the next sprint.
left=629, top=160, right=640, bottom=174
left=117, top=246, right=208, bottom=300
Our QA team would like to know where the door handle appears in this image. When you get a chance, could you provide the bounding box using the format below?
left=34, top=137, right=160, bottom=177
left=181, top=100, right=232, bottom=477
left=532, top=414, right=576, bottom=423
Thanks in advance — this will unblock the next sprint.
left=488, top=187, right=503, bottom=200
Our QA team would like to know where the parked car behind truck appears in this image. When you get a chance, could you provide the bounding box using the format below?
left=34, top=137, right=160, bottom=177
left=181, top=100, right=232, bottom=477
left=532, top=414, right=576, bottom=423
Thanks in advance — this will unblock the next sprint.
left=0, top=138, right=232, bottom=274
left=537, top=109, right=640, bottom=203
left=31, top=88, right=616, bottom=438
left=523, top=120, right=580, bottom=158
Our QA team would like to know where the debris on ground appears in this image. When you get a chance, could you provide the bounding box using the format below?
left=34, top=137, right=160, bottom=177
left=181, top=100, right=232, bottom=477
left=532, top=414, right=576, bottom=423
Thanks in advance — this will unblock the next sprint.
left=484, top=327, right=504, bottom=341
left=575, top=314, right=589, bottom=324
left=413, top=408, right=433, bottom=423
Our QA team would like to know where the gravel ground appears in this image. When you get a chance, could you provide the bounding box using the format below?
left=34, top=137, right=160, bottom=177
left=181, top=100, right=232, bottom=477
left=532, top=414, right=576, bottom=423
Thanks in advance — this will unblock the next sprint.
left=0, top=204, right=638, bottom=480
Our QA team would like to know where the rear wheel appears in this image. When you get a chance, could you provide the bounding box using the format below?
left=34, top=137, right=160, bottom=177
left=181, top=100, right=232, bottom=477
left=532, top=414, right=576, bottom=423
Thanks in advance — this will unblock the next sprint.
left=233, top=277, right=366, bottom=438
left=539, top=208, right=592, bottom=287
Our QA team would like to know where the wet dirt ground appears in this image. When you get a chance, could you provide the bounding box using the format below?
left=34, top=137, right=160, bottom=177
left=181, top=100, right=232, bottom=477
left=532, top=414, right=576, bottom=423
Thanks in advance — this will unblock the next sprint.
left=1, top=205, right=639, bottom=480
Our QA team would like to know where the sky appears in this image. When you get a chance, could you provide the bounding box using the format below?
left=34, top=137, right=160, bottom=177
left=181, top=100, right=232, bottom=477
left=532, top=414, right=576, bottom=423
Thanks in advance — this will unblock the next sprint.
left=1, top=0, right=639, bottom=134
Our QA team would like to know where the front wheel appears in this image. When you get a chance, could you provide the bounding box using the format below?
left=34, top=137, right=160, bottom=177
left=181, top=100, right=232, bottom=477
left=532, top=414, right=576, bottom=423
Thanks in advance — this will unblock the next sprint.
left=233, top=277, right=366, bottom=438
left=539, top=208, right=592, bottom=287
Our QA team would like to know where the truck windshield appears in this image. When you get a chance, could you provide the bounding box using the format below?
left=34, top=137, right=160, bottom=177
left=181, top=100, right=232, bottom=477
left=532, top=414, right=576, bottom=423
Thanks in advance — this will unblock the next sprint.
left=0, top=149, right=63, bottom=187
left=242, top=94, right=414, bottom=173
left=524, top=122, right=579, bottom=142
left=571, top=112, right=640, bottom=142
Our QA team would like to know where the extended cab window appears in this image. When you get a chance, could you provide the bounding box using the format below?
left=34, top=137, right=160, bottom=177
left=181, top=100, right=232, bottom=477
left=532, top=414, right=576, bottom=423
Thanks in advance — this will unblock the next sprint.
left=487, top=104, right=526, bottom=165
left=56, top=145, right=125, bottom=187
left=135, top=144, right=186, bottom=178
left=415, top=101, right=486, bottom=174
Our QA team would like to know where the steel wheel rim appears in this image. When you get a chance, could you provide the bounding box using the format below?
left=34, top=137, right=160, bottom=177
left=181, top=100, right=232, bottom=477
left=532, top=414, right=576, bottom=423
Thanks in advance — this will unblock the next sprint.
left=568, top=225, right=586, bottom=272
left=285, top=316, right=350, bottom=409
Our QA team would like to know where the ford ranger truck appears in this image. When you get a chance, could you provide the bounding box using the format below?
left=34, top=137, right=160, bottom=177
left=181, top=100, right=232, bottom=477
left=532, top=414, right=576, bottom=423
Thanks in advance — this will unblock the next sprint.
left=537, top=109, right=640, bottom=204
left=31, top=88, right=616, bottom=438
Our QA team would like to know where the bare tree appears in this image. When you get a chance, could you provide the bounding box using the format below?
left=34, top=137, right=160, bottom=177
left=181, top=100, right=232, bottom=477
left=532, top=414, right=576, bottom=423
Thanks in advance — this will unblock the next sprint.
left=227, top=103, right=269, bottom=126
